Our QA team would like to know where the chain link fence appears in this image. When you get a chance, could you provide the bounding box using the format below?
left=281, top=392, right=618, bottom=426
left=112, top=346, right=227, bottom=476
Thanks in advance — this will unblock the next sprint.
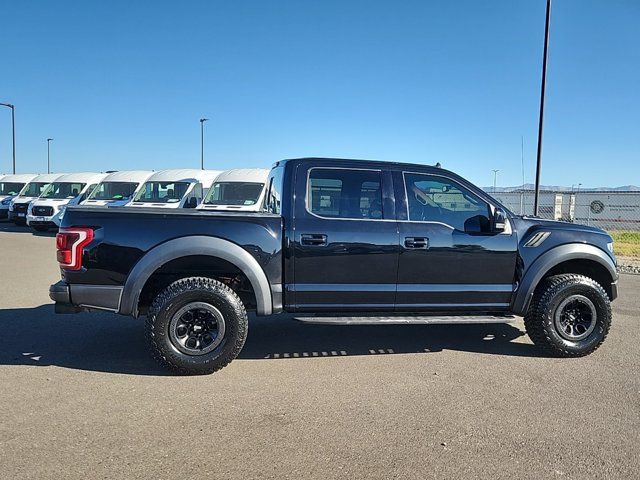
left=488, top=190, right=640, bottom=230
left=488, top=190, right=640, bottom=260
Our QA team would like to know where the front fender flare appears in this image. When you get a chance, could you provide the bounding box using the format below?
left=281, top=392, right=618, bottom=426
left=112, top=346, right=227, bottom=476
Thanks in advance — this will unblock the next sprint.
left=512, top=243, right=617, bottom=315
left=119, top=236, right=273, bottom=317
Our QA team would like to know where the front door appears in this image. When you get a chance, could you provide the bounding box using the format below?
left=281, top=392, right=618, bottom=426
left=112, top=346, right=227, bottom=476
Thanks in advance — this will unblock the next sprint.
left=291, top=165, right=399, bottom=312
left=396, top=171, right=518, bottom=311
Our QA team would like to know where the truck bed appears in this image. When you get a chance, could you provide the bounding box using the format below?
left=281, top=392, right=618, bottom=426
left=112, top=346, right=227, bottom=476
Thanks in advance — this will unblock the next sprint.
left=60, top=206, right=283, bottom=288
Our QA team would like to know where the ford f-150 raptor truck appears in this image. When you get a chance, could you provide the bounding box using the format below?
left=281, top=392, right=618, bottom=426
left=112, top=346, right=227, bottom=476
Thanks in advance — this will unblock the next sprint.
left=50, top=158, right=618, bottom=375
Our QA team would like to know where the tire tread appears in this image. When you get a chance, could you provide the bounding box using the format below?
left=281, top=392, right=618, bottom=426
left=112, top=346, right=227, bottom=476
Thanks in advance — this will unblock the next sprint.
left=145, top=277, right=248, bottom=375
left=524, top=273, right=611, bottom=357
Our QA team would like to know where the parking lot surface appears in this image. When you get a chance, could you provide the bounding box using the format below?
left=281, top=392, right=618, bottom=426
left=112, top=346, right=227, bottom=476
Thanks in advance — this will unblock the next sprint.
left=0, top=224, right=638, bottom=479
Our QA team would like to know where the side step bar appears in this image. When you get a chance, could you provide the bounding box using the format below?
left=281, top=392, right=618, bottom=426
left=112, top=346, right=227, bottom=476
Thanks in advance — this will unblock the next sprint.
left=294, top=315, right=517, bottom=325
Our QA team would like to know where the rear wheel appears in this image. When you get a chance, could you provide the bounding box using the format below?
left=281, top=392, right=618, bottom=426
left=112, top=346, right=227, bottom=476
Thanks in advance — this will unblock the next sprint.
left=524, top=274, right=611, bottom=357
left=146, top=277, right=248, bottom=375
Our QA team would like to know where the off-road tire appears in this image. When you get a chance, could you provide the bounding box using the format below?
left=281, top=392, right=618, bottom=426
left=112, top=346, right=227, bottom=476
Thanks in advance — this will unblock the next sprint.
left=146, top=277, right=248, bottom=375
left=524, top=274, right=611, bottom=357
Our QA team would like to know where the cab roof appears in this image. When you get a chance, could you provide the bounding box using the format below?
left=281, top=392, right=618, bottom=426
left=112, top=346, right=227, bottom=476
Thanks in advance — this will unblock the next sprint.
left=50, top=172, right=108, bottom=183
left=27, top=173, right=66, bottom=183
left=278, top=157, right=447, bottom=174
left=99, top=170, right=154, bottom=183
left=214, top=168, right=270, bottom=183
left=144, top=169, right=222, bottom=186
left=0, top=173, right=38, bottom=183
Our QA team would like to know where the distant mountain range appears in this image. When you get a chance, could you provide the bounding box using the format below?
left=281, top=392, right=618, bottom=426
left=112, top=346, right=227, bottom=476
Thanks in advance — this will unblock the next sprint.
left=483, top=183, right=640, bottom=193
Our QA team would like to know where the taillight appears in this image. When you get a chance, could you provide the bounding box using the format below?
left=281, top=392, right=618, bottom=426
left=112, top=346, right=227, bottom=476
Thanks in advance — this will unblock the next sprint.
left=56, top=227, right=94, bottom=270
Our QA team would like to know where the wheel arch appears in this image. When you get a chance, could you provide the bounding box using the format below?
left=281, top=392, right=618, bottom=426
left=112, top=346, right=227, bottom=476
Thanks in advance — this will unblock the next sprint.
left=512, top=243, right=617, bottom=315
left=119, top=236, right=272, bottom=317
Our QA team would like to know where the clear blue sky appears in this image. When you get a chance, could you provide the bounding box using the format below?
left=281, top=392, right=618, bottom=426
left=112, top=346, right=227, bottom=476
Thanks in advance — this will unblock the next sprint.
left=1, top=0, right=638, bottom=188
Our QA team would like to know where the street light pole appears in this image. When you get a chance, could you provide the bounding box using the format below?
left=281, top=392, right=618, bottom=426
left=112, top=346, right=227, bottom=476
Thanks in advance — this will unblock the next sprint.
left=47, top=138, right=53, bottom=174
left=0, top=103, right=16, bottom=174
left=533, top=0, right=552, bottom=216
left=199, top=118, right=209, bottom=170
left=492, top=169, right=499, bottom=193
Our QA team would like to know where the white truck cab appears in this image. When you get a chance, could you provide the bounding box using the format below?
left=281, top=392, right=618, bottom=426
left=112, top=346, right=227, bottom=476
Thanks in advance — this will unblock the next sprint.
left=127, top=169, right=221, bottom=209
left=0, top=174, right=38, bottom=221
left=8, top=173, right=64, bottom=224
left=197, top=168, right=269, bottom=212
left=27, top=172, right=107, bottom=231
left=81, top=170, right=154, bottom=207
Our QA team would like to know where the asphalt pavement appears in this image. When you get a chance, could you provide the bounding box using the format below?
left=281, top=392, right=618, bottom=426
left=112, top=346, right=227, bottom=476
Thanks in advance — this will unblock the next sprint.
left=0, top=223, right=638, bottom=479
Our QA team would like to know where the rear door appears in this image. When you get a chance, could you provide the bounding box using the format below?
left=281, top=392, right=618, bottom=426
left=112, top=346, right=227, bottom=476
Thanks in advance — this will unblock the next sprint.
left=290, top=164, right=399, bottom=312
left=395, top=171, right=518, bottom=311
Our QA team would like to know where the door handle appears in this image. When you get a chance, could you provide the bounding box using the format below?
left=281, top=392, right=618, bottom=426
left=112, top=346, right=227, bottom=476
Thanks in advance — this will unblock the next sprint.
left=301, top=234, right=328, bottom=247
left=404, top=236, right=429, bottom=249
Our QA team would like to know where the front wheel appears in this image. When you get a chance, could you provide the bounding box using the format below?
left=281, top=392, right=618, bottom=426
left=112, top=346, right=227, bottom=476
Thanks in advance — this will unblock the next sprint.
left=146, top=277, right=248, bottom=375
left=524, top=274, right=612, bottom=357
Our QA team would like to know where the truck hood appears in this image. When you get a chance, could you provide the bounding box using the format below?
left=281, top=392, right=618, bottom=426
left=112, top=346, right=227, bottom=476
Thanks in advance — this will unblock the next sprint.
left=512, top=215, right=615, bottom=264
left=516, top=216, right=611, bottom=237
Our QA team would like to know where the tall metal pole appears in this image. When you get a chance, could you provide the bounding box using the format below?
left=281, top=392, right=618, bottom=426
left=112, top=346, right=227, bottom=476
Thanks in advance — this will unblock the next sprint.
left=47, top=138, right=53, bottom=174
left=492, top=169, right=499, bottom=193
left=533, top=0, right=552, bottom=216
left=10, top=106, right=15, bottom=174
left=199, top=118, right=208, bottom=169
left=0, top=103, right=16, bottom=174
left=521, top=136, right=525, bottom=189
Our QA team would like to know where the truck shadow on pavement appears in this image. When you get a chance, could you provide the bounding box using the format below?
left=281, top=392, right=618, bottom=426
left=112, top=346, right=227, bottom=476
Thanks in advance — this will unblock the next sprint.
left=0, top=305, right=544, bottom=376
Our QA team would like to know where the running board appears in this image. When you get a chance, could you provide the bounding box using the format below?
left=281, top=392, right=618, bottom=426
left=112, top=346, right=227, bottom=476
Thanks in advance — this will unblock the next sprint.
left=294, top=315, right=517, bottom=325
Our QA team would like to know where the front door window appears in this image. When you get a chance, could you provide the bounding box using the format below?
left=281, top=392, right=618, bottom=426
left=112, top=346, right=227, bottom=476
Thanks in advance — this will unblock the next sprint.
left=404, top=173, right=491, bottom=234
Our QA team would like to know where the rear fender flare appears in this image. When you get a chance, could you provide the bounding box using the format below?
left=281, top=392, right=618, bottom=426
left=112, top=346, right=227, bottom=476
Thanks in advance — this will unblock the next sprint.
left=512, top=243, right=617, bottom=315
left=119, top=236, right=272, bottom=316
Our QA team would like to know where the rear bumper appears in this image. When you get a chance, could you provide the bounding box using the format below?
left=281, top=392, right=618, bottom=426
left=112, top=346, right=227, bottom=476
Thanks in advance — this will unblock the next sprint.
left=49, top=280, right=124, bottom=314
left=49, top=281, right=81, bottom=313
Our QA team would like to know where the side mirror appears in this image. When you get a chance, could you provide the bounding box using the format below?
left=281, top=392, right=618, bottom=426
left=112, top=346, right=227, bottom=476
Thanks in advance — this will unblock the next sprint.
left=493, top=208, right=507, bottom=233
left=464, top=214, right=490, bottom=234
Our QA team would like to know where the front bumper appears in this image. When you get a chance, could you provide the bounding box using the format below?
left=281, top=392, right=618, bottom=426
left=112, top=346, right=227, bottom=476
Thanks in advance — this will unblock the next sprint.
left=49, top=280, right=124, bottom=314
left=8, top=211, right=27, bottom=223
left=29, top=220, right=57, bottom=229
left=27, top=213, right=57, bottom=229
left=9, top=202, right=30, bottom=223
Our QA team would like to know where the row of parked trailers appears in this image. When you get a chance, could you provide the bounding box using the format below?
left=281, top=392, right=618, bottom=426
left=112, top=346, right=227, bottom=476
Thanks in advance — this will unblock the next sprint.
left=490, top=190, right=640, bottom=231
left=0, top=168, right=269, bottom=232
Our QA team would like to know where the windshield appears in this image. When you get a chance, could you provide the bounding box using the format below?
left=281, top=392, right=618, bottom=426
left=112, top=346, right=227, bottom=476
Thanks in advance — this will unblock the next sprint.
left=40, top=182, right=87, bottom=199
left=204, top=182, right=265, bottom=206
left=134, top=181, right=191, bottom=203
left=19, top=182, right=49, bottom=197
left=0, top=182, right=26, bottom=196
left=88, top=182, right=139, bottom=201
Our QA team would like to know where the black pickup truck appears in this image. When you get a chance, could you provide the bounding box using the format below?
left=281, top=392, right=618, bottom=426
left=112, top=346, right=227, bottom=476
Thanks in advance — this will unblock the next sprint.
left=51, top=158, right=618, bottom=374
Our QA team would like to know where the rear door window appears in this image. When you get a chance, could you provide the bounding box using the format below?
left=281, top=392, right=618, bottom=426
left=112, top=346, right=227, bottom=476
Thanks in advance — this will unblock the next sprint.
left=308, top=168, right=383, bottom=220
